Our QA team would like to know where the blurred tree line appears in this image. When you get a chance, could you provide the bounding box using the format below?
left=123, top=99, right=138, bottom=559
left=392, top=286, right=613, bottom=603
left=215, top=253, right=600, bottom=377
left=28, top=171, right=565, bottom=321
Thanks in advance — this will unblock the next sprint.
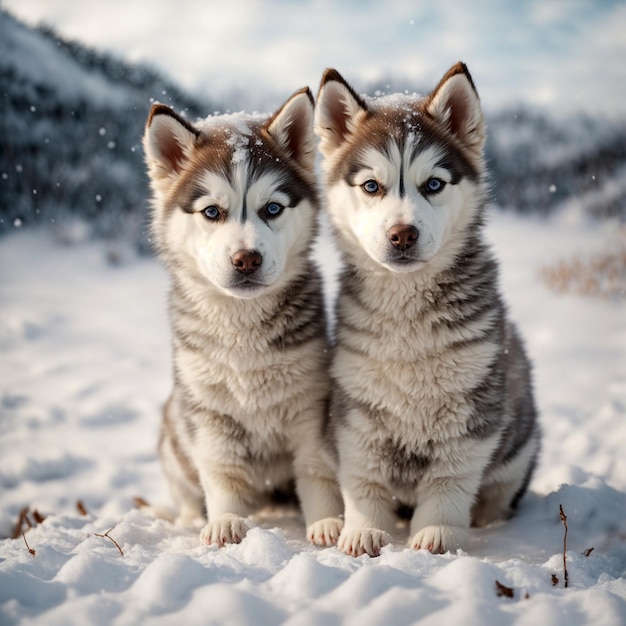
left=1, top=9, right=624, bottom=253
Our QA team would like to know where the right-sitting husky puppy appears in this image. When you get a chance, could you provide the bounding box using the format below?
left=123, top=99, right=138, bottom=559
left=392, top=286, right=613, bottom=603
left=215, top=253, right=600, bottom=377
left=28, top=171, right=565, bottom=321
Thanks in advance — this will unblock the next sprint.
left=143, top=88, right=343, bottom=547
left=314, top=63, right=540, bottom=557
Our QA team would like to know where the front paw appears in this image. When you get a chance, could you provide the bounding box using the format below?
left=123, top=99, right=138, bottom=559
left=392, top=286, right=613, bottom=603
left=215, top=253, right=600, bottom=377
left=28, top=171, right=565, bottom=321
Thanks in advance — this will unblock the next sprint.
left=200, top=514, right=253, bottom=547
left=337, top=528, right=391, bottom=557
left=409, top=524, right=468, bottom=554
left=307, top=517, right=344, bottom=547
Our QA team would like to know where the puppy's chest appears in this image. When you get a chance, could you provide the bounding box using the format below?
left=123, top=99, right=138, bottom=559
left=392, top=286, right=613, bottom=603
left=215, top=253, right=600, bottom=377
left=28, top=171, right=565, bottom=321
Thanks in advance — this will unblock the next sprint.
left=192, top=409, right=293, bottom=480
left=335, top=291, right=498, bottom=441
left=177, top=338, right=300, bottom=412
left=337, top=318, right=495, bottom=410
left=378, top=436, right=432, bottom=492
left=367, top=421, right=486, bottom=495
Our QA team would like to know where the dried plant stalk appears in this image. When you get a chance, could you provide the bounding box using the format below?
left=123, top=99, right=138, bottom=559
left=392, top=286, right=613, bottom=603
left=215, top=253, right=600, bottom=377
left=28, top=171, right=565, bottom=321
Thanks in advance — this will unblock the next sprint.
left=22, top=532, right=36, bottom=557
left=94, top=526, right=124, bottom=556
left=540, top=238, right=626, bottom=300
left=12, top=507, right=33, bottom=539
left=559, top=504, right=569, bottom=588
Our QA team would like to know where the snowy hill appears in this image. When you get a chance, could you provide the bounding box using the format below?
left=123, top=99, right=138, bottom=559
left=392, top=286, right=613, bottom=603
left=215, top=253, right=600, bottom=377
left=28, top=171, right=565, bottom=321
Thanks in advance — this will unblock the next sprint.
left=1, top=9, right=625, bottom=253
left=0, top=9, right=215, bottom=249
left=485, top=108, right=626, bottom=220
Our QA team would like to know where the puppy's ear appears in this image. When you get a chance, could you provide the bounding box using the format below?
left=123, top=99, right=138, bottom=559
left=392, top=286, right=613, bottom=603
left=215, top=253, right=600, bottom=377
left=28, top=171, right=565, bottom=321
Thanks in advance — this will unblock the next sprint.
left=266, top=87, right=316, bottom=170
left=315, top=69, right=368, bottom=157
left=424, top=62, right=486, bottom=159
left=143, top=104, right=199, bottom=183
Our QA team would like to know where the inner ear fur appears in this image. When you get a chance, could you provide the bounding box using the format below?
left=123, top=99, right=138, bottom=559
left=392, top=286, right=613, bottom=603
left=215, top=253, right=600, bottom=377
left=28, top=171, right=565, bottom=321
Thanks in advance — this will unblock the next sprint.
left=424, top=62, right=486, bottom=158
left=143, top=104, right=199, bottom=179
left=265, top=87, right=316, bottom=170
left=314, top=68, right=368, bottom=155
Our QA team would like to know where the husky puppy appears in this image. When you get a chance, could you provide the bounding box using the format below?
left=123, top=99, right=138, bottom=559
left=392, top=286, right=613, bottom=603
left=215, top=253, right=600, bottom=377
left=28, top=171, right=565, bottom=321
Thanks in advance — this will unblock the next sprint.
left=314, top=63, right=540, bottom=556
left=143, top=89, right=343, bottom=547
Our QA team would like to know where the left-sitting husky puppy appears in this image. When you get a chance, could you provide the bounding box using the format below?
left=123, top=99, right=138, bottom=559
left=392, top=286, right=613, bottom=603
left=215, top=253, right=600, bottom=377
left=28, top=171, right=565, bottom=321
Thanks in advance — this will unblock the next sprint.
left=143, top=88, right=344, bottom=547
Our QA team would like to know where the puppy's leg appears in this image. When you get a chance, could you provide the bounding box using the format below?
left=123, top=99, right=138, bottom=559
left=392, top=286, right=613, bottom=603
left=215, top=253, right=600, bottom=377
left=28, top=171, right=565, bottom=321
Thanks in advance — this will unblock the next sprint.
left=298, top=474, right=344, bottom=547
left=409, top=435, right=501, bottom=553
left=158, top=400, right=205, bottom=527
left=408, top=476, right=476, bottom=554
left=169, top=477, right=204, bottom=528
left=337, top=476, right=396, bottom=557
left=293, top=436, right=344, bottom=547
left=472, top=435, right=539, bottom=527
left=198, top=465, right=256, bottom=547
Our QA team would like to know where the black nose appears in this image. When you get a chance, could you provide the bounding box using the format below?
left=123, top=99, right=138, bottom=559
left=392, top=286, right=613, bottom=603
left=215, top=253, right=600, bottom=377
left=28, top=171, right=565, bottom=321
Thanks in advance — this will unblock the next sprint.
left=231, top=249, right=263, bottom=274
left=388, top=224, right=418, bottom=250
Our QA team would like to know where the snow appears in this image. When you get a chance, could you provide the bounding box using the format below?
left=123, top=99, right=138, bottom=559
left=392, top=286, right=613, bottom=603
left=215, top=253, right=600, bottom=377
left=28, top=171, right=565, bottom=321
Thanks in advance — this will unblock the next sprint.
left=1, top=212, right=625, bottom=625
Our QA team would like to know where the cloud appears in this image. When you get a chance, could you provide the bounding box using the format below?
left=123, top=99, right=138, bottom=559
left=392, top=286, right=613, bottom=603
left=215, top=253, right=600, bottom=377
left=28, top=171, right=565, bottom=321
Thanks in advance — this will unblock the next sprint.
left=4, top=0, right=625, bottom=116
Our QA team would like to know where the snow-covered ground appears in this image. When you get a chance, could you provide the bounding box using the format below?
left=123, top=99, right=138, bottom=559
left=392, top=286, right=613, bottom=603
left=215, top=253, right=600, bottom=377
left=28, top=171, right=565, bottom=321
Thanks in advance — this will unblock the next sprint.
left=0, top=211, right=625, bottom=625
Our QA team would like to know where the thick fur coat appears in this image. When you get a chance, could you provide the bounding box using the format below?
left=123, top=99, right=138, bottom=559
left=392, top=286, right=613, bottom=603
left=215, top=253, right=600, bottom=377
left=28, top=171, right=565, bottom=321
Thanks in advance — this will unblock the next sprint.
left=314, top=63, right=541, bottom=556
left=143, top=89, right=343, bottom=547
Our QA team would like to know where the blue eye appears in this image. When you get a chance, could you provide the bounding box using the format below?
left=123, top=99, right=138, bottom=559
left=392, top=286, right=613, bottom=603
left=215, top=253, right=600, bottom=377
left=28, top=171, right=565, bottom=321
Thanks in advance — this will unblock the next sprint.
left=203, top=206, right=220, bottom=220
left=425, top=178, right=445, bottom=193
left=362, top=180, right=380, bottom=194
left=266, top=202, right=284, bottom=217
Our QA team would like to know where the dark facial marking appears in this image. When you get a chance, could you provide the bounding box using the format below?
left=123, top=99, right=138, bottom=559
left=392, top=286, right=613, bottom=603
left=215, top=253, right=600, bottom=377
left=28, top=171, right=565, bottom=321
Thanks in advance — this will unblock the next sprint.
left=327, top=95, right=481, bottom=189
left=413, top=116, right=480, bottom=184
left=172, top=182, right=228, bottom=221
left=164, top=116, right=317, bottom=223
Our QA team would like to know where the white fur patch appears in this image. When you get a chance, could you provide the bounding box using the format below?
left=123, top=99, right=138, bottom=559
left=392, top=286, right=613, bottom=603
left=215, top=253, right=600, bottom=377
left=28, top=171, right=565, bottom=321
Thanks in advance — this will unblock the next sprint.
left=162, top=164, right=312, bottom=299
left=327, top=141, right=482, bottom=275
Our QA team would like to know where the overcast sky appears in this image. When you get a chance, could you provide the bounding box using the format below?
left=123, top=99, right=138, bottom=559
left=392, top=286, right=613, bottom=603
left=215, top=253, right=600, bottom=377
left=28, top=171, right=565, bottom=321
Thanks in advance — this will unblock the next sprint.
left=4, top=0, right=626, bottom=116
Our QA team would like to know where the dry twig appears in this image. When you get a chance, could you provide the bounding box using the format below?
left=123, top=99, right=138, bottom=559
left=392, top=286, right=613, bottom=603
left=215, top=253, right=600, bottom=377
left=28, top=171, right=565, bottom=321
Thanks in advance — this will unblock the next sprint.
left=22, top=532, right=36, bottom=557
left=583, top=547, right=595, bottom=557
left=12, top=506, right=47, bottom=540
left=76, top=500, right=88, bottom=516
left=559, top=504, right=569, bottom=588
left=94, top=526, right=124, bottom=556
left=12, top=507, right=33, bottom=539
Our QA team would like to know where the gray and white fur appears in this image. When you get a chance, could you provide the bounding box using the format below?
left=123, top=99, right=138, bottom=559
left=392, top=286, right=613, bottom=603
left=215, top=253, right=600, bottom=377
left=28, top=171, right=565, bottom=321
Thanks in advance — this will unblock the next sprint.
left=314, top=63, right=540, bottom=556
left=143, top=89, right=343, bottom=547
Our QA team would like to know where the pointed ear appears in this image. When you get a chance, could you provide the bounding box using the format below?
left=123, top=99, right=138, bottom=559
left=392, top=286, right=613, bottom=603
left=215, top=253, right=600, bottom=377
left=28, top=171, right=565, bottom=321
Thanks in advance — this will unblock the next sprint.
left=425, top=62, right=486, bottom=158
left=143, top=104, right=199, bottom=182
left=314, top=68, right=368, bottom=157
left=265, top=87, right=316, bottom=170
